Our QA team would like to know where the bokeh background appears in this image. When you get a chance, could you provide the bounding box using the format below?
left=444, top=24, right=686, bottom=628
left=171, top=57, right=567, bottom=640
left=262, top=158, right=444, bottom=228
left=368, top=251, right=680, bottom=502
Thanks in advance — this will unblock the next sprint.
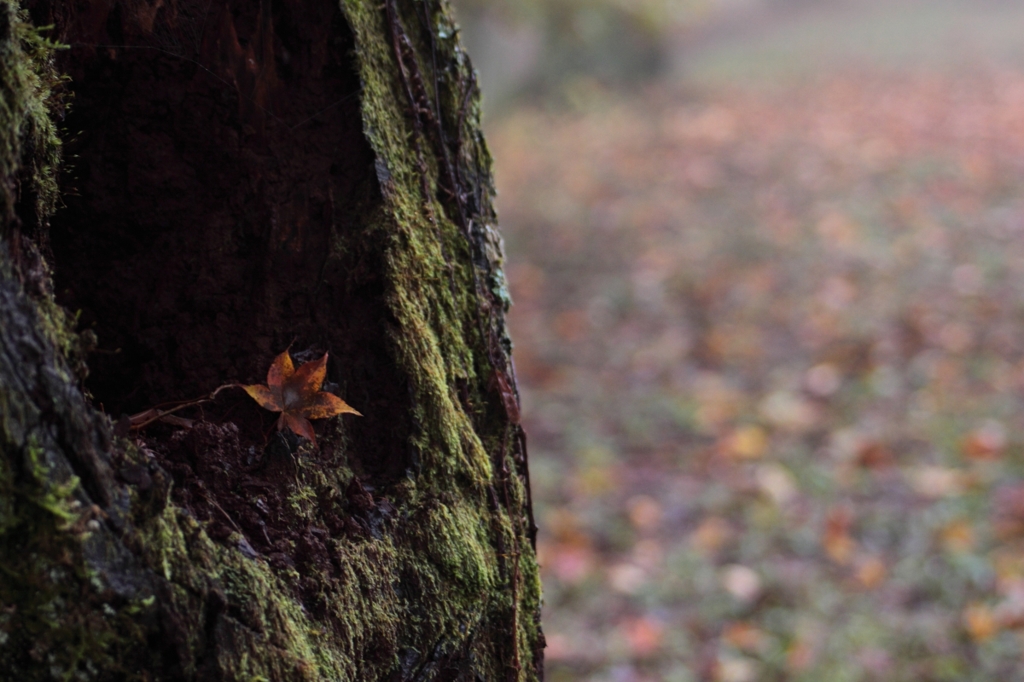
left=450, top=1, right=1024, bottom=680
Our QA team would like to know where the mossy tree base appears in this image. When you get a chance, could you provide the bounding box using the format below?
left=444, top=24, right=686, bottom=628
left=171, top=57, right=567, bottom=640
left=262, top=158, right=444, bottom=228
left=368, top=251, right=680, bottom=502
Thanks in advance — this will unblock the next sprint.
left=0, top=0, right=543, bottom=679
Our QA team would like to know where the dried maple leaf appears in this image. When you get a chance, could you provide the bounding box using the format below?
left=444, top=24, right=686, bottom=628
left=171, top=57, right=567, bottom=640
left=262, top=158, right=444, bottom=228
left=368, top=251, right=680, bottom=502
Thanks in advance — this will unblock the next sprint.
left=244, top=350, right=361, bottom=445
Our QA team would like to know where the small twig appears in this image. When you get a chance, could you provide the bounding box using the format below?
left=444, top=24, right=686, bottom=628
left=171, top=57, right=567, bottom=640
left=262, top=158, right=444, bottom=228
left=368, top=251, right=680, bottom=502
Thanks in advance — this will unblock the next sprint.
left=208, top=497, right=244, bottom=537
left=129, top=404, right=205, bottom=431
left=129, top=383, right=245, bottom=431
left=159, top=414, right=194, bottom=429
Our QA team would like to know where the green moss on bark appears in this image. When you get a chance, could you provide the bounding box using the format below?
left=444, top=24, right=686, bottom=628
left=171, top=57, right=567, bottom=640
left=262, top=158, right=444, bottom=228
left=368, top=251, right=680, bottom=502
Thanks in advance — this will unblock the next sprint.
left=0, top=0, right=61, bottom=227
left=0, top=0, right=542, bottom=679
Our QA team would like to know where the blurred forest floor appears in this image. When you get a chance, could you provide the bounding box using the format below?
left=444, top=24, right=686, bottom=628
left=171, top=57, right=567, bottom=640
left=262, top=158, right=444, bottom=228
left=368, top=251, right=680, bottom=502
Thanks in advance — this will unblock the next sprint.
left=475, top=1, right=1024, bottom=680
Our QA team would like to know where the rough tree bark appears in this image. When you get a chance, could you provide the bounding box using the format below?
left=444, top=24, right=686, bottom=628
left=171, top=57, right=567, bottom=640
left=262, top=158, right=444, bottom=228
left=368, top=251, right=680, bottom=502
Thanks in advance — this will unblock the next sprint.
left=0, top=0, right=543, bottom=679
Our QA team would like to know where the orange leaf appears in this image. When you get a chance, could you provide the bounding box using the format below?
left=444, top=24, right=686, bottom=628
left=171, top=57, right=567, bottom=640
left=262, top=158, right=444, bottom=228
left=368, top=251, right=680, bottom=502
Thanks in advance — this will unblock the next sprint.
left=302, top=392, right=362, bottom=420
left=244, top=350, right=361, bottom=446
left=964, top=604, right=999, bottom=641
left=280, top=412, right=317, bottom=444
left=291, top=353, right=328, bottom=403
left=823, top=506, right=856, bottom=564
left=244, top=384, right=279, bottom=412
left=267, top=349, right=295, bottom=391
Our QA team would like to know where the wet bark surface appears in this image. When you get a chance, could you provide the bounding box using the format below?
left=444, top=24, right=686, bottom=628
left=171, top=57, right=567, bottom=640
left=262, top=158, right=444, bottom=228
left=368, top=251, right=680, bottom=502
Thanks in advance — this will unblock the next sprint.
left=2, top=0, right=542, bottom=679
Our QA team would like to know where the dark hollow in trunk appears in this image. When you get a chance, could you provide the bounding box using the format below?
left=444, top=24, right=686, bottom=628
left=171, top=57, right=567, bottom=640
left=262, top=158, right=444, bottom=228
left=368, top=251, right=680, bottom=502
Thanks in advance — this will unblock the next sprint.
left=1, top=0, right=543, bottom=678
left=51, top=0, right=410, bottom=483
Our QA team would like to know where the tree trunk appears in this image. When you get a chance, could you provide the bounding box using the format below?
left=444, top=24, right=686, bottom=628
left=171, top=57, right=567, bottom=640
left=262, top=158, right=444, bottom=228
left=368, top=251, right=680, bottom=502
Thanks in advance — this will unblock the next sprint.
left=0, top=0, right=543, bottom=679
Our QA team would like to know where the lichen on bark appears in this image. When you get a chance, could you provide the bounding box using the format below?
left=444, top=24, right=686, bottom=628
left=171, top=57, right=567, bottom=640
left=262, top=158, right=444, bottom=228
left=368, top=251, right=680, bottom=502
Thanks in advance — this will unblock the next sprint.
left=0, top=0, right=542, bottom=679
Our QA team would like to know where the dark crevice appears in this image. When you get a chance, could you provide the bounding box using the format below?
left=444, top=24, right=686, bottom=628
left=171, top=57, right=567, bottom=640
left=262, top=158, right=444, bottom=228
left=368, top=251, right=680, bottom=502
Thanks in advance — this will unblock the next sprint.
left=42, top=0, right=411, bottom=591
